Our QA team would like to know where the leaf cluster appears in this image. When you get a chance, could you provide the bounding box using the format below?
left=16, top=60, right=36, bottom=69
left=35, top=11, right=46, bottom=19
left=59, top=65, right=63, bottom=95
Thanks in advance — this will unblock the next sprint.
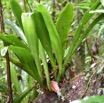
left=0, top=0, right=104, bottom=102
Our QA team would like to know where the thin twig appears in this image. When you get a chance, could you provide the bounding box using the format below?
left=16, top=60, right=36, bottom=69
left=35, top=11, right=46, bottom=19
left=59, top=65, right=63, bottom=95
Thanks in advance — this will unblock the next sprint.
left=80, top=70, right=97, bottom=99
left=0, top=1, right=13, bottom=103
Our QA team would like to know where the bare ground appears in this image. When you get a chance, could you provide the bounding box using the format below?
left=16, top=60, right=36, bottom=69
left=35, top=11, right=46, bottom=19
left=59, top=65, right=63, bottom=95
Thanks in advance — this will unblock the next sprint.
left=33, top=72, right=104, bottom=103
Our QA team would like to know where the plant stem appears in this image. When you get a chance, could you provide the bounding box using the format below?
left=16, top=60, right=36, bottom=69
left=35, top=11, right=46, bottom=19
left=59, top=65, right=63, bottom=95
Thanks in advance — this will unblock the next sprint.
left=52, top=0, right=56, bottom=22
left=5, top=51, right=13, bottom=103
left=37, top=0, right=40, bottom=3
left=23, top=0, right=27, bottom=12
left=25, top=0, right=32, bottom=12
left=0, top=0, right=13, bottom=103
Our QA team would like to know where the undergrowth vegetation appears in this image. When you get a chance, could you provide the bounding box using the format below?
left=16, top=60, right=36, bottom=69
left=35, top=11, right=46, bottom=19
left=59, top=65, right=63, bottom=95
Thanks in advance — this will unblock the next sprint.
left=0, top=0, right=104, bottom=103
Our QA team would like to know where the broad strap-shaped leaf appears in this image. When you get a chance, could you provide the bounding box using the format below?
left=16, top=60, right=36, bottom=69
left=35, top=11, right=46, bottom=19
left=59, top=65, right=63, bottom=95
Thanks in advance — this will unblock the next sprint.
left=65, top=13, right=104, bottom=57
left=21, top=13, right=43, bottom=82
left=56, top=3, right=74, bottom=57
left=36, top=3, right=63, bottom=80
left=9, top=45, right=42, bottom=84
left=11, top=64, right=22, bottom=94
left=9, top=56, right=22, bottom=69
left=39, top=41, right=50, bottom=90
left=22, top=12, right=56, bottom=78
left=73, top=13, right=104, bottom=55
left=4, top=19, right=27, bottom=43
left=10, top=0, right=23, bottom=30
left=64, top=0, right=101, bottom=67
left=0, top=33, right=27, bottom=49
left=13, top=86, right=34, bottom=103
left=28, top=75, right=39, bottom=99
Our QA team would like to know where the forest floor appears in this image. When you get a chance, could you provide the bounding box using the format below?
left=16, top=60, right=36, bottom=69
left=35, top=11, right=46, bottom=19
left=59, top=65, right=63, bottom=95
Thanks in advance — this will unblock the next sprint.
left=33, top=69, right=104, bottom=103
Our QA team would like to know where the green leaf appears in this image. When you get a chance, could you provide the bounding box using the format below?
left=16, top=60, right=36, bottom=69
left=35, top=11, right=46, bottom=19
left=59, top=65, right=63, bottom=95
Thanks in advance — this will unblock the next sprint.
left=0, top=80, right=8, bottom=95
left=22, top=12, right=56, bottom=78
left=64, top=0, right=101, bottom=67
left=10, top=64, right=22, bottom=94
left=9, top=45, right=42, bottom=84
left=28, top=75, right=39, bottom=99
left=81, top=95, right=104, bottom=103
left=21, top=13, right=43, bottom=83
left=0, top=33, right=27, bottom=49
left=4, top=19, right=27, bottom=43
left=39, top=41, right=50, bottom=90
left=56, top=2, right=74, bottom=57
left=10, top=0, right=23, bottom=30
left=36, top=3, right=63, bottom=80
left=13, top=86, right=34, bottom=103
left=65, top=14, right=104, bottom=58
left=9, top=56, right=22, bottom=68
left=73, top=13, right=104, bottom=54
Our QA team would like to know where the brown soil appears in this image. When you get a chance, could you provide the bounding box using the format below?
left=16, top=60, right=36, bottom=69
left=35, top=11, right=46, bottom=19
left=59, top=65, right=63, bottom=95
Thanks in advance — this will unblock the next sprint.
left=33, top=73, right=104, bottom=103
